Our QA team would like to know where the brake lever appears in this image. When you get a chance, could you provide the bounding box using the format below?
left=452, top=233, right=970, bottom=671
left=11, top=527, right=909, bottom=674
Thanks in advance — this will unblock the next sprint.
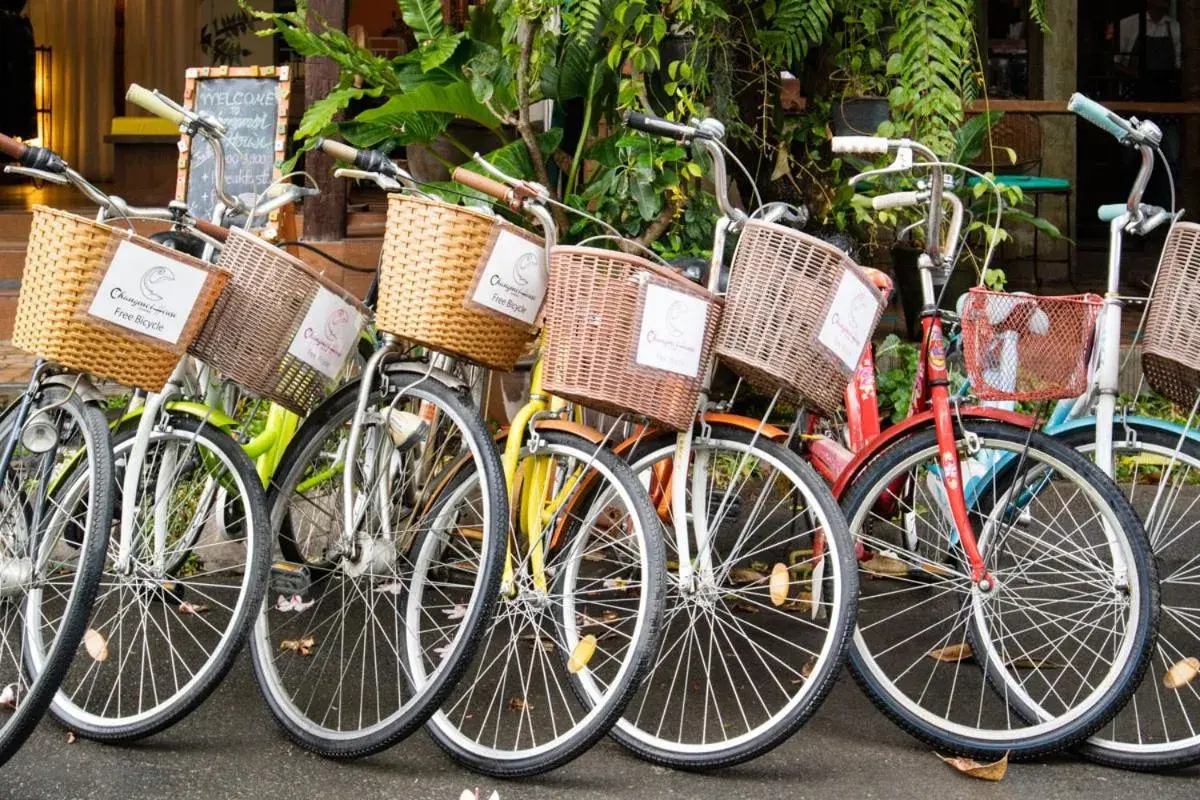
left=334, top=168, right=403, bottom=192
left=3, top=165, right=69, bottom=185
left=848, top=146, right=914, bottom=188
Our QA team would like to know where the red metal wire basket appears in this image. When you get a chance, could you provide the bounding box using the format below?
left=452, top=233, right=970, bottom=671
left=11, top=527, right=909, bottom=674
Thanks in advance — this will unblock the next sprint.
left=960, top=287, right=1102, bottom=402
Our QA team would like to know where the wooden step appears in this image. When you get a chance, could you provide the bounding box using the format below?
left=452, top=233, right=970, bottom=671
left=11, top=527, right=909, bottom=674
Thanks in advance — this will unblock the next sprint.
left=0, top=213, right=32, bottom=243
left=0, top=293, right=17, bottom=340
left=0, top=245, right=24, bottom=283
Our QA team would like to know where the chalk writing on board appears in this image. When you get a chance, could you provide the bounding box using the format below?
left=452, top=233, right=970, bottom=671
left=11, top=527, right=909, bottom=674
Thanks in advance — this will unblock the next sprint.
left=184, top=77, right=280, bottom=223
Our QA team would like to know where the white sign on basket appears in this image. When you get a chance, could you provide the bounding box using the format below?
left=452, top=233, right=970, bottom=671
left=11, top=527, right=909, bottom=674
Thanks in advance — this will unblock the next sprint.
left=818, top=270, right=880, bottom=371
left=88, top=240, right=210, bottom=344
left=470, top=230, right=547, bottom=326
left=287, top=288, right=364, bottom=380
left=636, top=283, right=709, bottom=378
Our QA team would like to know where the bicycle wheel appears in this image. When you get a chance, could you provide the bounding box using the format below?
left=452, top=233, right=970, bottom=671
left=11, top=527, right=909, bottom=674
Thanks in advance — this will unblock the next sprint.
left=425, top=429, right=665, bottom=777
left=613, top=424, right=856, bottom=768
left=1056, top=423, right=1200, bottom=771
left=2, top=385, right=110, bottom=764
left=842, top=420, right=1158, bottom=760
left=28, top=415, right=270, bottom=741
left=250, top=368, right=505, bottom=758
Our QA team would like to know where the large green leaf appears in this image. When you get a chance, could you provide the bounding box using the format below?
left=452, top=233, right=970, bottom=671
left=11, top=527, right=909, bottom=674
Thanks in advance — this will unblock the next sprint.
left=419, top=31, right=466, bottom=71
left=355, top=82, right=503, bottom=130
left=455, top=129, right=565, bottom=186
left=400, top=0, right=446, bottom=44
left=953, top=111, right=1004, bottom=165
left=294, top=85, right=383, bottom=140
left=340, top=111, right=452, bottom=148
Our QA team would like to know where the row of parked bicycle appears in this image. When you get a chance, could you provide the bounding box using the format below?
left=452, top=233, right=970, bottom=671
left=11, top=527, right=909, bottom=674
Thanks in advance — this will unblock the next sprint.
left=0, top=84, right=1194, bottom=778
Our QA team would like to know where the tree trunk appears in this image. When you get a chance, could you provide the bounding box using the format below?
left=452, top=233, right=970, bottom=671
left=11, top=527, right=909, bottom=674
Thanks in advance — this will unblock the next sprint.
left=302, top=0, right=348, bottom=242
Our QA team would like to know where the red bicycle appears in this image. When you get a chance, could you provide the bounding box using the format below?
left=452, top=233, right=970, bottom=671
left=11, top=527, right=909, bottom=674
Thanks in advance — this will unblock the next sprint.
left=791, top=133, right=1159, bottom=760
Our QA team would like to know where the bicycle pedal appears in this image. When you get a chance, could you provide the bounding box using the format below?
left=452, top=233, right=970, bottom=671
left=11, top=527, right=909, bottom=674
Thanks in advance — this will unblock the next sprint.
left=270, top=561, right=312, bottom=596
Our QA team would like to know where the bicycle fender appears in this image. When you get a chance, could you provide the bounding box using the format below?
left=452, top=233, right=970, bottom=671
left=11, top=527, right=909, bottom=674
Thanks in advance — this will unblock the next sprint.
left=116, top=401, right=239, bottom=432
left=1046, top=413, right=1200, bottom=443
left=831, top=406, right=1034, bottom=499
left=43, top=374, right=106, bottom=406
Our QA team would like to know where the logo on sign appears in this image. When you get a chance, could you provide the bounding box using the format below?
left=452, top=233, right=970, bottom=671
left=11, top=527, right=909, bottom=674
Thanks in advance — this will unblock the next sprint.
left=512, top=252, right=537, bottom=287
left=470, top=230, right=547, bottom=326
left=288, top=288, right=362, bottom=381
left=636, top=284, right=708, bottom=378
left=88, top=240, right=208, bottom=345
left=139, top=266, right=176, bottom=302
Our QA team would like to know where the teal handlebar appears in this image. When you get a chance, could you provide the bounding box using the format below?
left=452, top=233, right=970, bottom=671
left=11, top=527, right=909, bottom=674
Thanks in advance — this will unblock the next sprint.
left=1068, top=93, right=1133, bottom=142
left=1097, top=203, right=1127, bottom=223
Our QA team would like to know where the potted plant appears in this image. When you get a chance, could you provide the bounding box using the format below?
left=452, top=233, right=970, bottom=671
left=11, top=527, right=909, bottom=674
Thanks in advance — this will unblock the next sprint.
left=828, top=0, right=890, bottom=136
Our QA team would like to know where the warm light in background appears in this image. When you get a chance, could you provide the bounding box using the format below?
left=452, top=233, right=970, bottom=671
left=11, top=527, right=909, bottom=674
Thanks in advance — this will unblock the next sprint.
left=33, top=46, right=52, bottom=149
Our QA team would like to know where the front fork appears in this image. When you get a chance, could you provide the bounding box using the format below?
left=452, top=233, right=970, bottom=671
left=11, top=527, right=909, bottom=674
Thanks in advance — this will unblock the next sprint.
left=925, top=319, right=994, bottom=589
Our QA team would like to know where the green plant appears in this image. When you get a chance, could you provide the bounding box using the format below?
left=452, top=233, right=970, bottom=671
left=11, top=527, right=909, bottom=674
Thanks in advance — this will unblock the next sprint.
left=201, top=10, right=256, bottom=66
left=874, top=333, right=920, bottom=423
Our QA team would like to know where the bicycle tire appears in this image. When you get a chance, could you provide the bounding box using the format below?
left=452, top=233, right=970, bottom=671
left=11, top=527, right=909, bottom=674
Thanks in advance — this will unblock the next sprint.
left=250, top=368, right=506, bottom=758
left=424, top=430, right=665, bottom=777
left=842, top=420, right=1158, bottom=761
left=29, top=415, right=270, bottom=741
left=611, top=424, right=857, bottom=769
left=5, top=387, right=111, bottom=764
left=1057, top=423, right=1200, bottom=772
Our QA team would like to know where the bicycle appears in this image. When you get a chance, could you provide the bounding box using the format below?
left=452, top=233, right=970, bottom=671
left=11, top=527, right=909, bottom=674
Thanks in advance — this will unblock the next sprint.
left=774, top=131, right=1162, bottom=761
left=590, top=112, right=861, bottom=770
left=331, top=153, right=676, bottom=777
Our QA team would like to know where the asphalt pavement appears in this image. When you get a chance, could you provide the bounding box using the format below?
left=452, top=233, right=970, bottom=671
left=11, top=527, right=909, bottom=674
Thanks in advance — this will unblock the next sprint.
left=0, top=657, right=1196, bottom=800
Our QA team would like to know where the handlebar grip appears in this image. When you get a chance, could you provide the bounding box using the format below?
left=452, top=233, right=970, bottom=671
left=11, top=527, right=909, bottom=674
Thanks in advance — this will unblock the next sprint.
left=831, top=136, right=890, bottom=155
left=872, top=191, right=922, bottom=211
left=0, top=133, right=27, bottom=161
left=1097, top=203, right=1127, bottom=223
left=623, top=111, right=697, bottom=142
left=452, top=167, right=513, bottom=203
left=1067, top=93, right=1132, bottom=142
left=319, top=138, right=359, bottom=163
left=191, top=218, right=229, bottom=244
left=319, top=138, right=399, bottom=178
left=126, top=84, right=189, bottom=127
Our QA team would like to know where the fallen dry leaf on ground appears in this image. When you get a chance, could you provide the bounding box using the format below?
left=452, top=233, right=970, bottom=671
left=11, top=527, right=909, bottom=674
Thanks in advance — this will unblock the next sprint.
left=0, top=683, right=18, bottom=710
left=1164, top=657, right=1200, bottom=689
left=66, top=731, right=76, bottom=744
left=83, top=629, right=108, bottom=662
left=568, top=635, right=598, bottom=674
left=507, top=697, right=530, bottom=712
left=730, top=567, right=766, bottom=585
left=937, top=752, right=1008, bottom=781
left=928, top=643, right=973, bottom=662
left=280, top=636, right=316, bottom=657
left=178, top=602, right=209, bottom=616
left=861, top=553, right=910, bottom=578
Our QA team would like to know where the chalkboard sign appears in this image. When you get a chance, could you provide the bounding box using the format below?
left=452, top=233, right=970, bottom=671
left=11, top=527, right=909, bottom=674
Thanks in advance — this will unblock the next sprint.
left=175, top=66, right=291, bottom=226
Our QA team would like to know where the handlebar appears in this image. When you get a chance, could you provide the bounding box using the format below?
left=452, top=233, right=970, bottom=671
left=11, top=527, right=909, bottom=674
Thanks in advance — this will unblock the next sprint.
left=622, top=111, right=704, bottom=142
left=831, top=136, right=891, bottom=155
left=317, top=138, right=400, bottom=177
left=191, top=217, right=230, bottom=244
left=1067, top=94, right=1141, bottom=144
left=451, top=166, right=515, bottom=205
left=872, top=191, right=923, bottom=211
left=0, top=133, right=26, bottom=161
left=126, top=84, right=191, bottom=127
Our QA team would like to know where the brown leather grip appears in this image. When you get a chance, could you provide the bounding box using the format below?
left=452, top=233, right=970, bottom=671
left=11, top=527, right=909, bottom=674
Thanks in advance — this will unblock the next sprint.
left=452, top=167, right=513, bottom=203
left=320, top=138, right=359, bottom=163
left=192, top=218, right=229, bottom=244
left=0, top=133, right=27, bottom=161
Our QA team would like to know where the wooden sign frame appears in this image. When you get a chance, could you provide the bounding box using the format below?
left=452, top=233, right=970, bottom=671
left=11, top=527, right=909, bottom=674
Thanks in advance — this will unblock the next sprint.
left=175, top=65, right=292, bottom=233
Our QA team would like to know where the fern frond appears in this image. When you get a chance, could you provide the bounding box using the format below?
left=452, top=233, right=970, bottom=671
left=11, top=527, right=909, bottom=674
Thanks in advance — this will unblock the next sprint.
left=888, top=0, right=973, bottom=153
left=755, top=0, right=833, bottom=68
left=1028, top=0, right=1050, bottom=33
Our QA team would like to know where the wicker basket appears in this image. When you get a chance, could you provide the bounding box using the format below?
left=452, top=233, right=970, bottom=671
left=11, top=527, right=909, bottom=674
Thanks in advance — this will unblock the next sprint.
left=190, top=228, right=369, bottom=415
left=12, top=206, right=228, bottom=392
left=376, top=194, right=542, bottom=371
left=960, top=288, right=1102, bottom=402
left=714, top=220, right=884, bottom=417
left=1144, top=221, right=1200, bottom=407
left=541, top=246, right=720, bottom=431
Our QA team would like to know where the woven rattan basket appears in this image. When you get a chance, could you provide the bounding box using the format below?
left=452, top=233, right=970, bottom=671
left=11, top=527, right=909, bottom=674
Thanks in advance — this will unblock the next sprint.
left=376, top=194, right=541, bottom=371
left=12, top=206, right=228, bottom=392
left=541, top=246, right=720, bottom=431
left=190, top=228, right=369, bottom=415
left=715, top=220, right=884, bottom=417
left=1144, top=221, right=1200, bottom=406
left=960, top=288, right=1102, bottom=402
